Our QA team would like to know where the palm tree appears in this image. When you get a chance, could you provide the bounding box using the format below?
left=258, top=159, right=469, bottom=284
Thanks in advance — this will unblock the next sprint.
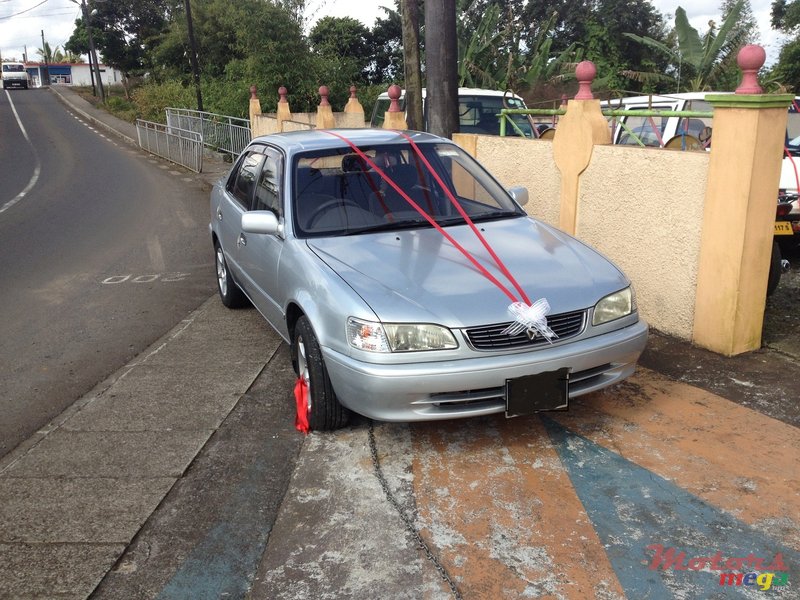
left=624, top=0, right=744, bottom=91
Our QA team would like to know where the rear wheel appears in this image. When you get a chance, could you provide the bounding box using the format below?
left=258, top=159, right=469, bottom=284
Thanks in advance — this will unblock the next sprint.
left=293, top=316, right=350, bottom=431
left=214, top=241, right=248, bottom=308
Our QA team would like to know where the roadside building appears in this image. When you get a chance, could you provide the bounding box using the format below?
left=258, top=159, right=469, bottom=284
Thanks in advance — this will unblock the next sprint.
left=23, top=62, right=122, bottom=87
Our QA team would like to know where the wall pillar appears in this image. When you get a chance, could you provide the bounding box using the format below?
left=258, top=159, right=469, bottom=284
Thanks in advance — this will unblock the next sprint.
left=382, top=84, right=408, bottom=130
left=316, top=86, right=335, bottom=129
left=551, top=61, right=610, bottom=235
left=276, top=86, right=292, bottom=130
left=249, top=85, right=262, bottom=135
left=692, top=46, right=793, bottom=355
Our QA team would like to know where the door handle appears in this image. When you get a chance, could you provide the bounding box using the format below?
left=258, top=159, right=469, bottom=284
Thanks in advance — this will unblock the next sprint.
left=217, top=210, right=223, bottom=221
left=237, top=234, right=247, bottom=247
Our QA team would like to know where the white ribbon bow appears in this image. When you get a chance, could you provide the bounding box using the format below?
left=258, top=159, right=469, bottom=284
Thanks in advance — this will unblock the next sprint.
left=501, top=299, right=558, bottom=342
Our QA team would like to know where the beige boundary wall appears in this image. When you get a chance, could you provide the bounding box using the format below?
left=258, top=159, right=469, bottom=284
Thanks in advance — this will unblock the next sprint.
left=454, top=134, right=709, bottom=339
left=455, top=86, right=789, bottom=355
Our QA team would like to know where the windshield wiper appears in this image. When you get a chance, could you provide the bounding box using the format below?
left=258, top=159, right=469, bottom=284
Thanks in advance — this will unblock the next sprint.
left=343, top=219, right=431, bottom=235
left=468, top=210, right=523, bottom=222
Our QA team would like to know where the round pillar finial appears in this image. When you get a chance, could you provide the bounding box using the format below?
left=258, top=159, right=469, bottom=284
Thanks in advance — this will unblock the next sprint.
left=574, top=61, right=597, bottom=100
left=350, top=85, right=358, bottom=98
left=250, top=85, right=258, bottom=100
left=388, top=84, right=402, bottom=113
left=736, top=44, right=766, bottom=94
left=278, top=86, right=288, bottom=103
left=319, top=85, right=330, bottom=107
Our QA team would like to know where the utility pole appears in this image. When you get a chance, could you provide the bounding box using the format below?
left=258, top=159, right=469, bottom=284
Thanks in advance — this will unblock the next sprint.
left=40, top=30, right=50, bottom=86
left=80, top=0, right=105, bottom=102
left=424, top=0, right=459, bottom=138
left=184, top=0, right=203, bottom=111
left=88, top=49, right=96, bottom=96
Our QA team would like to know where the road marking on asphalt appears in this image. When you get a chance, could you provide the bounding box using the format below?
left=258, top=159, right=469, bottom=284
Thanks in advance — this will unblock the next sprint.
left=1, top=90, right=42, bottom=215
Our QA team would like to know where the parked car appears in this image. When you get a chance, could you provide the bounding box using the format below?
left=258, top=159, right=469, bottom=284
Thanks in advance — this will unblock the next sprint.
left=370, top=88, right=534, bottom=137
left=1, top=62, right=30, bottom=90
left=210, top=129, right=648, bottom=430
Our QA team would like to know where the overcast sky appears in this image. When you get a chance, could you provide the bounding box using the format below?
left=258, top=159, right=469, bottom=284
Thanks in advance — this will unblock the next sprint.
left=0, top=0, right=785, bottom=67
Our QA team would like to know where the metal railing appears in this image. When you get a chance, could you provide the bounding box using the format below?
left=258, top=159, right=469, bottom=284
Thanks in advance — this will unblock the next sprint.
left=166, top=108, right=251, bottom=157
left=136, top=120, right=203, bottom=173
left=498, top=107, right=714, bottom=150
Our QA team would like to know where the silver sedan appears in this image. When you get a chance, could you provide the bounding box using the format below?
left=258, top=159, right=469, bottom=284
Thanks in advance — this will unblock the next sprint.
left=210, top=129, right=647, bottom=430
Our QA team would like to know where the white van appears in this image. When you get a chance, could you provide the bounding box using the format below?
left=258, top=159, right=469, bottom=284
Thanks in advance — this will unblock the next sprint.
left=2, top=62, right=30, bottom=90
left=605, top=92, right=800, bottom=216
left=370, top=87, right=533, bottom=137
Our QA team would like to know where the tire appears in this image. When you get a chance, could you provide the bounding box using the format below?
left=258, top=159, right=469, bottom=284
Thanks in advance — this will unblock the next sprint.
left=293, top=316, right=350, bottom=431
left=214, top=241, right=248, bottom=308
left=767, top=241, right=781, bottom=297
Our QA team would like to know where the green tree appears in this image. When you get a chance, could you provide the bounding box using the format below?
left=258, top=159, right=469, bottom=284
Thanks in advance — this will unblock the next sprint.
left=770, top=0, right=800, bottom=91
left=66, top=0, right=177, bottom=86
left=309, top=16, right=373, bottom=95
left=624, top=0, right=745, bottom=91
left=152, top=0, right=317, bottom=115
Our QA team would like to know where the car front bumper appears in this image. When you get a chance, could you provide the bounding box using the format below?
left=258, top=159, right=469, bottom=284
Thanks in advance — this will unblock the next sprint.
left=322, top=318, right=649, bottom=422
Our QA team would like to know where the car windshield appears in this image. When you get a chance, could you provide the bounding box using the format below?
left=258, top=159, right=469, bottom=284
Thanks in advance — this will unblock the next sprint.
left=3, top=64, right=24, bottom=72
left=292, top=141, right=525, bottom=237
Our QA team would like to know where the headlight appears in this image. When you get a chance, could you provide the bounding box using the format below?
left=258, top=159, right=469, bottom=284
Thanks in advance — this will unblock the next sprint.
left=347, top=318, right=458, bottom=352
left=592, top=287, right=636, bottom=326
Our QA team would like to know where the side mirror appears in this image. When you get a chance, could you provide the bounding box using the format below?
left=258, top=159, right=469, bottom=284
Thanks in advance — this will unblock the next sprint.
left=507, top=186, right=529, bottom=207
left=242, top=211, right=280, bottom=235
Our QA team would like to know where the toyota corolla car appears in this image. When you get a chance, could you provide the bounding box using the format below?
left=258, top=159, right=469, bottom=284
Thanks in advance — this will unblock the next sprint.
left=210, top=129, right=648, bottom=430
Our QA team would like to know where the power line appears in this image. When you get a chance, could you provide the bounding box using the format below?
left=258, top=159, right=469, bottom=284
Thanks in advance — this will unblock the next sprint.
left=0, top=0, right=50, bottom=20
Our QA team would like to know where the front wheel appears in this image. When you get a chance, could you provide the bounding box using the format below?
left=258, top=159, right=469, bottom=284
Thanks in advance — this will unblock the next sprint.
left=214, top=241, right=248, bottom=308
left=293, top=316, right=350, bottom=431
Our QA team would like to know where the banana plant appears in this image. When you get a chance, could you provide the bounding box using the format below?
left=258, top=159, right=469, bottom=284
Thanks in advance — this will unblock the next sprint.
left=623, top=0, right=744, bottom=91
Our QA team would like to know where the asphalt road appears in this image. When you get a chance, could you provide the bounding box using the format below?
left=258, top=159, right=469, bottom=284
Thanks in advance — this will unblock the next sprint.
left=0, top=88, right=215, bottom=458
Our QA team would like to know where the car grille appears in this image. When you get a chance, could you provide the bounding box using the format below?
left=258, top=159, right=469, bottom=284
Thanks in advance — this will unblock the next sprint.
left=464, top=310, right=586, bottom=350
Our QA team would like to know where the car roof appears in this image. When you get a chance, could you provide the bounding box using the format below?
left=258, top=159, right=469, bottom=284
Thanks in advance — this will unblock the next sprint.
left=249, top=128, right=450, bottom=153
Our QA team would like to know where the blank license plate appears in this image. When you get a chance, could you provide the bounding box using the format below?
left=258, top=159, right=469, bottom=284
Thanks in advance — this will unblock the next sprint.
left=505, top=368, right=569, bottom=418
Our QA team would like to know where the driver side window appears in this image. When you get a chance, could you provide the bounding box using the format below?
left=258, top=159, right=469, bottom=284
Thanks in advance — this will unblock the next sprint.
left=228, top=151, right=265, bottom=209
left=254, top=151, right=283, bottom=216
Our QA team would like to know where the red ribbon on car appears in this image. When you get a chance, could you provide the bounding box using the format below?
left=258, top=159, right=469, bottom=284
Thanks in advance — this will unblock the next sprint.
left=323, top=130, right=557, bottom=342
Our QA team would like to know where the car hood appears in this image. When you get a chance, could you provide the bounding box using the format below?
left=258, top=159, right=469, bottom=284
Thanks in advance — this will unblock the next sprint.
left=307, top=217, right=629, bottom=327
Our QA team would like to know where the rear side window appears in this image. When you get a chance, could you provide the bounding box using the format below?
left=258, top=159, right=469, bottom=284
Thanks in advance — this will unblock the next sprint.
left=228, top=151, right=265, bottom=209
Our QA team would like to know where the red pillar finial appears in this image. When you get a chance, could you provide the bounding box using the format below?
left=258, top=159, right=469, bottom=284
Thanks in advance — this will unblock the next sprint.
left=574, top=61, right=597, bottom=100
left=250, top=85, right=258, bottom=100
left=350, top=85, right=357, bottom=99
left=278, top=86, right=288, bottom=104
left=388, top=84, right=402, bottom=113
left=319, top=85, right=330, bottom=107
left=736, top=44, right=766, bottom=94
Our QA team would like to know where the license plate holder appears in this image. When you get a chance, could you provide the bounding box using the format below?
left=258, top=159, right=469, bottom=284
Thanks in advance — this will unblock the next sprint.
left=505, top=368, right=569, bottom=418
